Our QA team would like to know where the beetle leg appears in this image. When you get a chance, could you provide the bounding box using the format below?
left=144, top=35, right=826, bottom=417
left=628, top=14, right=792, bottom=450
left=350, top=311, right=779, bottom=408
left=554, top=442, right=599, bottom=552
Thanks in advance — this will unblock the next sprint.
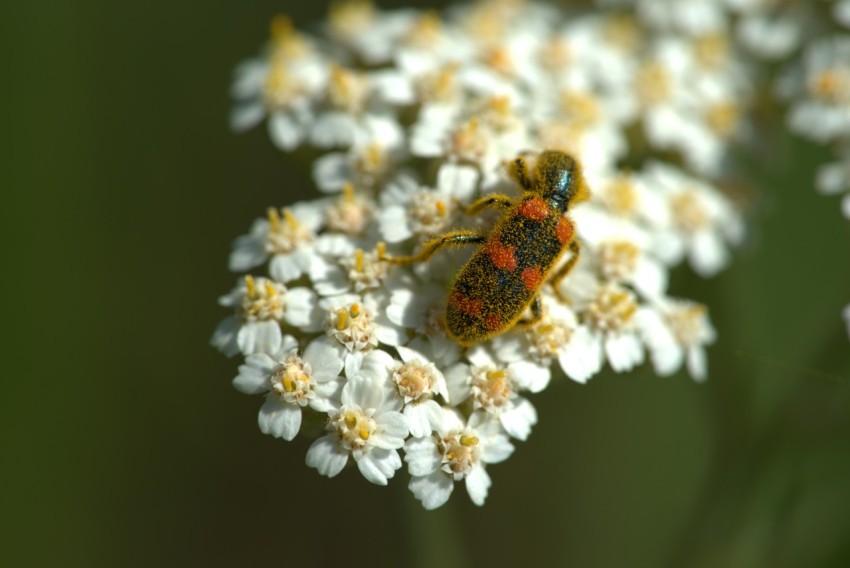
left=517, top=294, right=543, bottom=327
left=550, top=240, right=580, bottom=302
left=465, top=194, right=515, bottom=216
left=509, top=156, right=533, bottom=191
left=382, top=231, right=486, bottom=265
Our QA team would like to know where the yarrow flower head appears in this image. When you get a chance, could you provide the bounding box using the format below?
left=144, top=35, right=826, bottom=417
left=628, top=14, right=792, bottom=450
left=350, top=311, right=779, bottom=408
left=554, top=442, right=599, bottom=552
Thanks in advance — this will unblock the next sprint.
left=205, top=0, right=850, bottom=510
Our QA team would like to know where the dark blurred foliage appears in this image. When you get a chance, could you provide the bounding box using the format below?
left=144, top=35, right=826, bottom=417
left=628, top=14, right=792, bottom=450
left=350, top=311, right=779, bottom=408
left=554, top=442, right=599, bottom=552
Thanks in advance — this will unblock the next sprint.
left=4, top=1, right=849, bottom=567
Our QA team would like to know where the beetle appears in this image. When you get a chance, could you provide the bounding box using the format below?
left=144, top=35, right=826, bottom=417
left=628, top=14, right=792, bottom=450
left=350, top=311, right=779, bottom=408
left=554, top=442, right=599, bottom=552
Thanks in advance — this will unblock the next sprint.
left=385, top=150, right=590, bottom=346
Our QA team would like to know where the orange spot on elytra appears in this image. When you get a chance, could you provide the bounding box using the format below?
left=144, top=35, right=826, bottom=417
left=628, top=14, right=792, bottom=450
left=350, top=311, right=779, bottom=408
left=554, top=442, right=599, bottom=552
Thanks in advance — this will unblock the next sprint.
left=486, top=240, right=517, bottom=271
left=450, top=290, right=483, bottom=316
left=518, top=197, right=549, bottom=221
left=556, top=217, right=573, bottom=244
left=521, top=267, right=543, bottom=290
left=484, top=313, right=502, bottom=332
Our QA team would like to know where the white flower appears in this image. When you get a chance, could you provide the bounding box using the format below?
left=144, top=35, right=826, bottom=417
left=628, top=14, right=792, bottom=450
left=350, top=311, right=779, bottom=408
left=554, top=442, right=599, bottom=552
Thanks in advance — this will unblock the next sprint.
left=320, top=292, right=407, bottom=361
left=378, top=163, right=479, bottom=243
left=233, top=336, right=345, bottom=440
left=404, top=408, right=513, bottom=509
left=561, top=273, right=646, bottom=374
left=229, top=203, right=325, bottom=282
left=778, top=36, right=850, bottom=143
left=636, top=299, right=716, bottom=381
left=445, top=347, right=544, bottom=441
left=390, top=342, right=450, bottom=437
left=306, top=374, right=409, bottom=485
left=643, top=161, right=744, bottom=277
left=211, top=276, right=318, bottom=356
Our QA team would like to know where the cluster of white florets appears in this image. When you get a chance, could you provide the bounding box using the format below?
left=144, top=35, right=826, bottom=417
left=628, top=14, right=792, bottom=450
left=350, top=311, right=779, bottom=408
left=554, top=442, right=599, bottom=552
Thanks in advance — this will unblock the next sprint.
left=212, top=0, right=771, bottom=509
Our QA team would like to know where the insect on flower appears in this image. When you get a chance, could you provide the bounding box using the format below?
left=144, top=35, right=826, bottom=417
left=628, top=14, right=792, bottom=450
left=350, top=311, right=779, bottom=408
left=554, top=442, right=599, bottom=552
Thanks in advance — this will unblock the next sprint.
left=384, top=150, right=590, bottom=346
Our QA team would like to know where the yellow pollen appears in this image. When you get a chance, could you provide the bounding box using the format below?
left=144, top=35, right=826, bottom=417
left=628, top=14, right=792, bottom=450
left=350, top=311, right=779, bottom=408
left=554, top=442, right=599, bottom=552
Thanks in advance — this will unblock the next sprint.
left=283, top=209, right=299, bottom=231
left=672, top=191, right=710, bottom=231
left=270, top=14, right=294, bottom=41
left=350, top=303, right=361, bottom=318
left=336, top=308, right=349, bottom=330
left=809, top=69, right=850, bottom=103
left=636, top=62, right=671, bottom=105
left=358, top=425, right=370, bottom=440
left=264, top=281, right=278, bottom=297
left=607, top=177, right=638, bottom=215
left=601, top=13, right=640, bottom=52
left=344, top=413, right=358, bottom=429
left=705, top=101, right=739, bottom=138
left=436, top=200, right=447, bottom=217
left=244, top=275, right=256, bottom=298
left=355, top=249, right=365, bottom=272
left=267, top=207, right=281, bottom=229
left=486, top=369, right=507, bottom=382
left=376, top=242, right=387, bottom=260
left=283, top=374, right=296, bottom=392
left=342, top=182, right=356, bottom=203
left=693, top=33, right=728, bottom=70
left=460, top=435, right=479, bottom=447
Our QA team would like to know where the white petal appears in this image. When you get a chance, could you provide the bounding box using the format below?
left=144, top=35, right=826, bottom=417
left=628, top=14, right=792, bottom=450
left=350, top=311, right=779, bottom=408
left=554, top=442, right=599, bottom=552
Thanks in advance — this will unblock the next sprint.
left=342, top=374, right=384, bottom=410
left=558, top=327, right=602, bottom=383
left=356, top=448, right=402, bottom=485
left=268, top=112, right=303, bottom=151
left=403, top=404, right=433, bottom=438
left=284, top=288, right=321, bottom=331
left=446, top=363, right=475, bottom=403
left=312, top=152, right=349, bottom=193
left=687, top=346, right=708, bottom=382
left=269, top=253, right=304, bottom=283
left=237, top=321, right=282, bottom=356
left=465, top=464, right=492, bottom=506
left=303, top=337, right=345, bottom=382
left=306, top=435, right=349, bottom=478
left=508, top=361, right=550, bottom=393
left=228, top=235, right=267, bottom=272
left=258, top=399, right=302, bottom=441
left=409, top=471, right=454, bottom=510
left=404, top=437, right=442, bottom=476
left=690, top=231, right=727, bottom=277
left=499, top=398, right=537, bottom=441
left=605, top=333, right=644, bottom=372
left=233, top=357, right=273, bottom=394
left=372, top=412, right=409, bottom=448
left=210, top=316, right=240, bottom=357
left=378, top=206, right=413, bottom=243
left=479, top=433, right=514, bottom=464
left=230, top=102, right=265, bottom=132
left=436, top=163, right=479, bottom=202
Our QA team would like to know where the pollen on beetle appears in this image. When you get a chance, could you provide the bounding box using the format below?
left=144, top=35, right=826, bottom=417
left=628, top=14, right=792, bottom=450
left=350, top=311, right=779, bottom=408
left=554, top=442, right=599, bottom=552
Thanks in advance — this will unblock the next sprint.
left=585, top=284, right=638, bottom=333
left=266, top=207, right=315, bottom=254
left=485, top=240, right=517, bottom=271
left=239, top=275, right=287, bottom=321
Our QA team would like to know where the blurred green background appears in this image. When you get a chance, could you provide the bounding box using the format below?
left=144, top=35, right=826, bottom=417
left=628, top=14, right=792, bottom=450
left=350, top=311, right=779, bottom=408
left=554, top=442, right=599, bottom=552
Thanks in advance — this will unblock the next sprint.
left=5, top=0, right=850, bottom=566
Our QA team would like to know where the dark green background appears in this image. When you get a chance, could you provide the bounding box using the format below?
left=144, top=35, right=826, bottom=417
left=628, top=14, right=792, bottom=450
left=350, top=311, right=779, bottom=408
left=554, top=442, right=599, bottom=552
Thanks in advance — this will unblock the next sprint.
left=6, top=1, right=850, bottom=566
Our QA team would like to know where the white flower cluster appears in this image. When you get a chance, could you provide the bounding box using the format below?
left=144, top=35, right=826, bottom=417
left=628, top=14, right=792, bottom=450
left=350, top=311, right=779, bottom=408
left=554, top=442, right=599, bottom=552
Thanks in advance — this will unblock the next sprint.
left=214, top=0, right=755, bottom=509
